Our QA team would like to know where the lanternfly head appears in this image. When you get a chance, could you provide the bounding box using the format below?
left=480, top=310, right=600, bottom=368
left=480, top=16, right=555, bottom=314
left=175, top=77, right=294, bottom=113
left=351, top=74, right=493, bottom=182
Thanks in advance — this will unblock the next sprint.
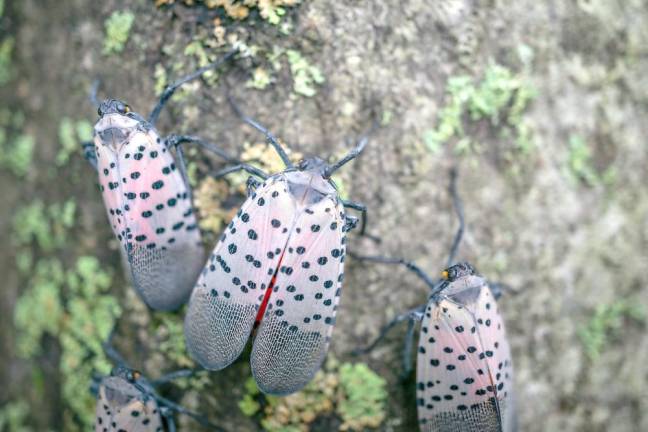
left=97, top=99, right=131, bottom=117
left=441, top=262, right=477, bottom=282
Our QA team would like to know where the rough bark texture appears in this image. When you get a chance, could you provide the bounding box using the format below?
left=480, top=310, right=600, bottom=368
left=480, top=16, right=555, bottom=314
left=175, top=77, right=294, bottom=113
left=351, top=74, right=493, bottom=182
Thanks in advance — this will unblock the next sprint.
left=2, top=0, right=648, bottom=431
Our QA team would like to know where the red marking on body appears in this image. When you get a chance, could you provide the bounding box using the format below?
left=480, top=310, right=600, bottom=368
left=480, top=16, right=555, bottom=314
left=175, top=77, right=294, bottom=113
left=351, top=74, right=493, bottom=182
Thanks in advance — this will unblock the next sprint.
left=254, top=249, right=287, bottom=325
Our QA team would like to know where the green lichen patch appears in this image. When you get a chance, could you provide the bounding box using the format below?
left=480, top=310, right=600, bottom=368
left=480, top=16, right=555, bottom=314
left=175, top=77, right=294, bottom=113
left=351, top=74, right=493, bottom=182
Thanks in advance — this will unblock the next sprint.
left=0, top=400, right=32, bottom=432
left=246, top=67, right=273, bottom=90
left=579, top=300, right=645, bottom=361
left=337, top=363, right=388, bottom=430
left=14, top=259, right=66, bottom=358
left=0, top=109, right=35, bottom=177
left=57, top=118, right=93, bottom=166
left=0, top=36, right=13, bottom=86
left=11, top=200, right=76, bottom=252
left=103, top=10, right=135, bottom=55
left=239, top=357, right=387, bottom=431
left=153, top=312, right=196, bottom=369
left=14, top=256, right=120, bottom=429
left=425, top=63, right=536, bottom=157
left=0, top=132, right=34, bottom=177
left=563, top=134, right=615, bottom=187
left=286, top=49, right=325, bottom=97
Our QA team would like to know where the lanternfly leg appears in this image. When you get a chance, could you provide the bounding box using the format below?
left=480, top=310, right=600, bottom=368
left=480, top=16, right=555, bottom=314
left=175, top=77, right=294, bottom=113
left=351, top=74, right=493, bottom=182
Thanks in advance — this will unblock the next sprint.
left=246, top=176, right=262, bottom=197
left=486, top=281, right=516, bottom=300
left=151, top=369, right=197, bottom=386
left=165, top=133, right=240, bottom=196
left=324, top=133, right=371, bottom=178
left=100, top=328, right=130, bottom=367
left=341, top=199, right=368, bottom=235
left=402, top=315, right=420, bottom=378
left=160, top=409, right=177, bottom=432
left=81, top=141, right=98, bottom=170
left=148, top=48, right=238, bottom=126
left=211, top=163, right=269, bottom=180
left=343, top=215, right=359, bottom=233
left=350, top=253, right=438, bottom=290
left=165, top=134, right=237, bottom=163
left=155, top=394, right=225, bottom=432
left=352, top=305, right=425, bottom=355
left=226, top=93, right=293, bottom=169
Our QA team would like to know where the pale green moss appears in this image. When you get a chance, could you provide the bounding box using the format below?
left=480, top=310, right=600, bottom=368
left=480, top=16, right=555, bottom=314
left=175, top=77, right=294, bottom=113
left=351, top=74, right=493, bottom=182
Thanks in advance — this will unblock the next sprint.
left=60, top=258, right=120, bottom=428
left=563, top=134, right=616, bottom=187
left=0, top=400, right=33, bottom=432
left=0, top=36, right=13, bottom=86
left=103, top=11, right=135, bottom=55
left=15, top=250, right=33, bottom=275
left=426, top=63, right=536, bottom=156
left=238, top=378, right=262, bottom=416
left=337, top=363, right=388, bottom=430
left=286, top=50, right=325, bottom=97
left=246, top=67, right=272, bottom=90
left=12, top=200, right=76, bottom=252
left=14, top=255, right=120, bottom=429
left=579, top=300, right=645, bottom=361
left=154, top=63, right=168, bottom=96
left=57, top=118, right=93, bottom=166
left=155, top=312, right=196, bottom=368
left=14, top=259, right=65, bottom=357
left=260, top=3, right=287, bottom=25
left=0, top=131, right=34, bottom=177
left=184, top=39, right=212, bottom=68
left=240, top=358, right=387, bottom=431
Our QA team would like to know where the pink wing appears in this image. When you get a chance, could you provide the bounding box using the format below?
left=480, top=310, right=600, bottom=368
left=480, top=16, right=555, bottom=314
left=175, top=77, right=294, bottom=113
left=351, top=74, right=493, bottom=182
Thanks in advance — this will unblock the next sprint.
left=251, top=195, right=346, bottom=395
left=417, top=280, right=514, bottom=432
left=95, top=127, right=203, bottom=310
left=184, top=176, right=296, bottom=370
left=95, top=141, right=127, bottom=242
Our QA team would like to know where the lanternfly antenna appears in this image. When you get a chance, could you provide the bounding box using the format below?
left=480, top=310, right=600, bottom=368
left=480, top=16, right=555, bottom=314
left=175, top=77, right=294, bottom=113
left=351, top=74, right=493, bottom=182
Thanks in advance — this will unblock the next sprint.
left=324, top=120, right=377, bottom=178
left=148, top=48, right=239, bottom=126
left=225, top=92, right=294, bottom=169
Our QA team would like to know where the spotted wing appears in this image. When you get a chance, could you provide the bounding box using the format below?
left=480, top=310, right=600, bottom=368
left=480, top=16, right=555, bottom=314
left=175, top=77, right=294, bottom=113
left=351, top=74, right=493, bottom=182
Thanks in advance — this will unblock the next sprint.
left=95, top=377, right=163, bottom=432
left=116, top=129, right=204, bottom=310
left=95, top=140, right=128, bottom=247
left=184, top=176, right=296, bottom=370
left=416, top=280, right=514, bottom=432
left=251, top=196, right=346, bottom=395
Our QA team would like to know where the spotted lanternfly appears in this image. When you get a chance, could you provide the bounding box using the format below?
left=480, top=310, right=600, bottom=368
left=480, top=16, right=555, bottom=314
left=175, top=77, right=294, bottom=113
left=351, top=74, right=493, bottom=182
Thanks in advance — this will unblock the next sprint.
left=83, top=50, right=237, bottom=310
left=352, top=169, right=516, bottom=432
left=415, top=262, right=515, bottom=431
left=184, top=98, right=372, bottom=395
left=94, top=367, right=164, bottom=432
left=93, top=365, right=221, bottom=432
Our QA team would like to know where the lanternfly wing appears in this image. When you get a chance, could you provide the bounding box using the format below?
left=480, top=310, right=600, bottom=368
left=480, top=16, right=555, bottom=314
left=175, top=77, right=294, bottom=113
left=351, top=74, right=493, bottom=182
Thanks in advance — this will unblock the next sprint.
left=115, top=128, right=203, bottom=310
left=184, top=176, right=295, bottom=370
left=251, top=194, right=346, bottom=395
left=94, top=116, right=203, bottom=311
left=95, top=376, right=163, bottom=432
left=416, top=276, right=514, bottom=432
left=95, top=142, right=127, bottom=244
